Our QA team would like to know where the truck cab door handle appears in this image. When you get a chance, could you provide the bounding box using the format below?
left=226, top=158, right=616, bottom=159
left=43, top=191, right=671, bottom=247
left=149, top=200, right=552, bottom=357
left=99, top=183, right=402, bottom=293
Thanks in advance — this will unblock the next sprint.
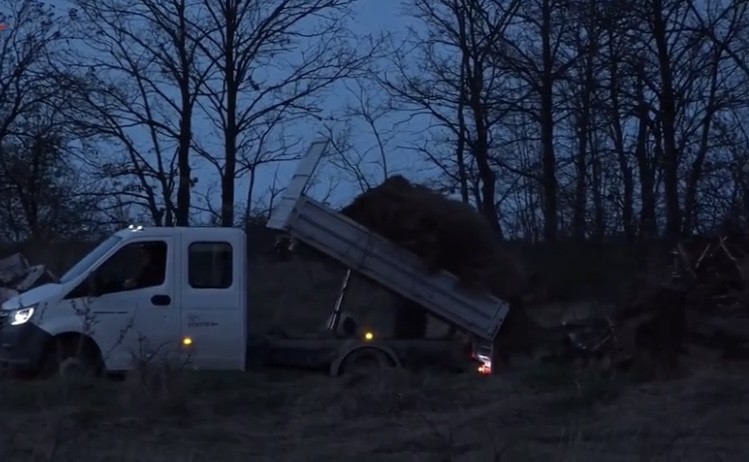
left=151, top=295, right=171, bottom=306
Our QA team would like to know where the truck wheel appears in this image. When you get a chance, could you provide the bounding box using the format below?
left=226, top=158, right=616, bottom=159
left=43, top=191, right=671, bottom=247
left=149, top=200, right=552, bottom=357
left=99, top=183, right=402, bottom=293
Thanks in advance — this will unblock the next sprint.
left=40, top=337, right=101, bottom=381
left=340, top=348, right=393, bottom=375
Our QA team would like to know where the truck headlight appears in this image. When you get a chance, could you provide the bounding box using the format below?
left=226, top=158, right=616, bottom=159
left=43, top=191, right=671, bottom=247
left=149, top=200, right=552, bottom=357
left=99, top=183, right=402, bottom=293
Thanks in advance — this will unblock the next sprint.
left=10, top=306, right=36, bottom=326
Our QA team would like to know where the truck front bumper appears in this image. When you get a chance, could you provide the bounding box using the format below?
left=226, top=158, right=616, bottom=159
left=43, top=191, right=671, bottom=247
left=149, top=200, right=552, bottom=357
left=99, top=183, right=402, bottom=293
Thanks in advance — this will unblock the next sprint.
left=0, top=321, right=51, bottom=374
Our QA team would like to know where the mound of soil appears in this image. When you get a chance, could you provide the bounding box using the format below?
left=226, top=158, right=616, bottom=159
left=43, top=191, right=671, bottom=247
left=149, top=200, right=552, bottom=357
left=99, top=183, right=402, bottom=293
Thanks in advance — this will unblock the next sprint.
left=341, top=175, right=530, bottom=299
left=341, top=175, right=540, bottom=360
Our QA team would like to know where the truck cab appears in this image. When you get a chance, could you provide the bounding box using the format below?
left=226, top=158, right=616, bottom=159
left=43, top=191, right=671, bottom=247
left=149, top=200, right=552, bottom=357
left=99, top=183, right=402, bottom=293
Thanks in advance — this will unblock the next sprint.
left=0, top=226, right=248, bottom=376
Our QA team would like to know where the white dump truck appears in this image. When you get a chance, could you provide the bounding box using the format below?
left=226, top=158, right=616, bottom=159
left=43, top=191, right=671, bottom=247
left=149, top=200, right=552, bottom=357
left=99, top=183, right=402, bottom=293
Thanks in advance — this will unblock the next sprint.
left=0, top=141, right=509, bottom=377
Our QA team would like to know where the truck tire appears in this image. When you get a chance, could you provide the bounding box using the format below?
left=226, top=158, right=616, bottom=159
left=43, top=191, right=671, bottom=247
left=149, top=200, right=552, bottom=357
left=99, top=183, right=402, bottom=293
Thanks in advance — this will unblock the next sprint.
left=339, top=348, right=394, bottom=375
left=39, top=335, right=102, bottom=380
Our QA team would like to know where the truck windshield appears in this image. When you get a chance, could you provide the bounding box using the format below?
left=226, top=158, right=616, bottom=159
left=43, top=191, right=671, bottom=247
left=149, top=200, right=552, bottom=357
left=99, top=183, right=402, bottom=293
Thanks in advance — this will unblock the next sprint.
left=59, top=235, right=123, bottom=284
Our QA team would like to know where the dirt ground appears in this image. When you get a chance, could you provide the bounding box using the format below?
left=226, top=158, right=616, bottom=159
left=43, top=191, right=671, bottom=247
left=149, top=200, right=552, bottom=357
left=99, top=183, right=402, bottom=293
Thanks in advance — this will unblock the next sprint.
left=1, top=352, right=748, bottom=462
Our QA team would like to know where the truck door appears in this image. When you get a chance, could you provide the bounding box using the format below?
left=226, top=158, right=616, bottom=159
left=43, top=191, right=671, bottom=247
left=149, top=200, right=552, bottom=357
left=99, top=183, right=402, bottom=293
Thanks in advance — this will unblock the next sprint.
left=179, top=229, right=245, bottom=370
left=66, top=237, right=181, bottom=370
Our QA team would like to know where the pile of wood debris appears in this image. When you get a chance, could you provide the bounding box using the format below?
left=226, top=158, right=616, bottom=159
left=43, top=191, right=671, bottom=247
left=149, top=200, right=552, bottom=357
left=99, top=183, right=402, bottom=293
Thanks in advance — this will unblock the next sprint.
left=673, top=220, right=749, bottom=315
left=582, top=219, right=749, bottom=374
left=664, top=220, right=749, bottom=356
left=0, top=253, right=56, bottom=304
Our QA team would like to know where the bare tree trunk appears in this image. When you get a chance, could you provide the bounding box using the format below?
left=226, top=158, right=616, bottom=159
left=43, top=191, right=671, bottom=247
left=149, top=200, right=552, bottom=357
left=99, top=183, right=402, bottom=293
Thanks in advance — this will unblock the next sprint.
left=456, top=49, right=470, bottom=204
left=243, top=166, right=256, bottom=224
left=608, top=42, right=635, bottom=241
left=634, top=66, right=657, bottom=239
left=591, top=145, right=605, bottom=240
left=682, top=47, right=721, bottom=234
left=174, top=0, right=194, bottom=226
left=176, top=127, right=192, bottom=226
left=540, top=0, right=558, bottom=242
left=651, top=0, right=682, bottom=238
left=571, top=45, right=595, bottom=240
left=219, top=0, right=238, bottom=227
left=467, top=59, right=502, bottom=238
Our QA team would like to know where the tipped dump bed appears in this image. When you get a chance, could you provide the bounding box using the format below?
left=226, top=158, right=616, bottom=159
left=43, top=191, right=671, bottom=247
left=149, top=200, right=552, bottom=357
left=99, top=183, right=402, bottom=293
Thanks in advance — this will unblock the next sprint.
left=266, top=141, right=509, bottom=341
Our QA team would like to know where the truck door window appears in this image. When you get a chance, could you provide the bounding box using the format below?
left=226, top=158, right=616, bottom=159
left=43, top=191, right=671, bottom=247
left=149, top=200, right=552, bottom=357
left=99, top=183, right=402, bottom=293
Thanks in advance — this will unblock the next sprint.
left=188, top=242, right=232, bottom=289
left=93, top=241, right=167, bottom=295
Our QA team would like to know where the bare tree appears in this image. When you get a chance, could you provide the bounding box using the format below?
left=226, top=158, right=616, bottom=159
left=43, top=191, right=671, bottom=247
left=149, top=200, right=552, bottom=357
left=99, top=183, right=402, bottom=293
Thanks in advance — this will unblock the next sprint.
left=324, top=78, right=396, bottom=192
left=4, top=0, right=748, bottom=244
left=0, top=1, right=64, bottom=149
left=679, top=0, right=749, bottom=233
left=192, top=0, right=377, bottom=226
left=487, top=0, right=583, bottom=241
left=383, top=0, right=749, bottom=242
left=383, top=0, right=522, bottom=238
left=606, top=0, right=749, bottom=238
left=553, top=0, right=606, bottom=240
left=0, top=128, right=103, bottom=242
left=67, top=0, right=211, bottom=225
left=0, top=1, right=105, bottom=242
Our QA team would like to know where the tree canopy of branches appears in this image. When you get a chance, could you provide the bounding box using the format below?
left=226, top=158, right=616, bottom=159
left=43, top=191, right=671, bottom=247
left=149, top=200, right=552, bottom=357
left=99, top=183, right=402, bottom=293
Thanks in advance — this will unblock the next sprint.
left=62, top=0, right=377, bottom=228
left=381, top=0, right=749, bottom=242
left=2, top=0, right=749, bottom=244
left=0, top=1, right=104, bottom=243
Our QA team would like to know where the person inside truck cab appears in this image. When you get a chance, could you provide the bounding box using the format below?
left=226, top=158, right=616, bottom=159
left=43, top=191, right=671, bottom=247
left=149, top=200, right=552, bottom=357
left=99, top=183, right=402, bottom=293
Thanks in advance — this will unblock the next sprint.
left=123, top=243, right=166, bottom=290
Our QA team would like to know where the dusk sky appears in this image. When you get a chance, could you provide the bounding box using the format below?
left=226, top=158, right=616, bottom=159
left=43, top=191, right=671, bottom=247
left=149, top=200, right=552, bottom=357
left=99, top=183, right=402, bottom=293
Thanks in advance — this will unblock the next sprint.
left=167, top=0, right=441, bottom=217
left=274, top=1, right=422, bottom=207
left=266, top=2, right=432, bottom=210
left=35, top=0, right=437, bottom=220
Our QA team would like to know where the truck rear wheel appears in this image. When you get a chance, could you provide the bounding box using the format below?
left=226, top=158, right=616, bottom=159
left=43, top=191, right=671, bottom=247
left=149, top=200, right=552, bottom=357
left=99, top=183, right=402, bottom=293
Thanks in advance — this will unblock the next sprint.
left=40, top=335, right=102, bottom=381
left=340, top=348, right=394, bottom=375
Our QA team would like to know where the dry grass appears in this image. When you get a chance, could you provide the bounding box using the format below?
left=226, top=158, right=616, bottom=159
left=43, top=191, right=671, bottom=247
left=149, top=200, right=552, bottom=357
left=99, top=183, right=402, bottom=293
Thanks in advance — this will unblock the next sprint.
left=1, top=245, right=744, bottom=461
left=1, top=355, right=748, bottom=461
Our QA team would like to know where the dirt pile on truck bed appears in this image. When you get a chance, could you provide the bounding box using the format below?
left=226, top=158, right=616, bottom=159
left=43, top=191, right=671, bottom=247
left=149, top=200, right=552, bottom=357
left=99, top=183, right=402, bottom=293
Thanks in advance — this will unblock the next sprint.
left=341, top=175, right=531, bottom=300
left=340, top=175, right=544, bottom=356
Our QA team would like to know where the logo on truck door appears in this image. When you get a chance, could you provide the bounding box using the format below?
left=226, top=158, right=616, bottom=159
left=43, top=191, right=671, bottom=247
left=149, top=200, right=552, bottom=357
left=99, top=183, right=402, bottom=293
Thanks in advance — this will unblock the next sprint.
left=187, top=314, right=218, bottom=328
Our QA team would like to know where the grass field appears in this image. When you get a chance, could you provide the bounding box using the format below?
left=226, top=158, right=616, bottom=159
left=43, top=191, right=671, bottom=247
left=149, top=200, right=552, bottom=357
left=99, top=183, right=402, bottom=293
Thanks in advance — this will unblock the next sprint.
left=1, top=352, right=748, bottom=461
left=1, top=240, right=744, bottom=461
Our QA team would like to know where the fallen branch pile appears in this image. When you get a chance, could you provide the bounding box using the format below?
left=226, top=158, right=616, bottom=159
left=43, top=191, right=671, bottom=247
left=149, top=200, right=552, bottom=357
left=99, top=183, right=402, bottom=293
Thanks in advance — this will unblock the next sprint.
left=670, top=221, right=749, bottom=355
left=0, top=253, right=57, bottom=304
left=602, top=220, right=749, bottom=372
left=674, top=221, right=749, bottom=315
